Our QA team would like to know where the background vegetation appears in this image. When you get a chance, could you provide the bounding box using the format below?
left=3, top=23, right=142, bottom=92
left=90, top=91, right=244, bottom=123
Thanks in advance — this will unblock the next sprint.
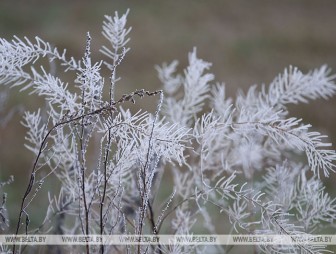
left=1, top=0, right=336, bottom=250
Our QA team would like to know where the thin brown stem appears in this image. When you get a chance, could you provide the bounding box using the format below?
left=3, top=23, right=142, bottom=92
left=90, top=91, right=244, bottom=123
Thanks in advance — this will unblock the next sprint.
left=100, top=129, right=112, bottom=254
left=13, top=90, right=162, bottom=254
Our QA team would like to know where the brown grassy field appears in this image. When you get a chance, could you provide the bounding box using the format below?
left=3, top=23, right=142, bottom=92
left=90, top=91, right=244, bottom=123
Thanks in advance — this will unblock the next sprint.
left=1, top=0, right=336, bottom=250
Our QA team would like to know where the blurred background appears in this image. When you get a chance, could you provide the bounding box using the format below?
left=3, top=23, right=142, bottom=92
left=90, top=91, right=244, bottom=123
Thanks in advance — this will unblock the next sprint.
left=0, top=0, right=336, bottom=250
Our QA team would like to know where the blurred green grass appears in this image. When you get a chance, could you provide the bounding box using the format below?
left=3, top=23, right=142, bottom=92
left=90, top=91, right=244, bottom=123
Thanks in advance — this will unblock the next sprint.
left=1, top=0, right=336, bottom=246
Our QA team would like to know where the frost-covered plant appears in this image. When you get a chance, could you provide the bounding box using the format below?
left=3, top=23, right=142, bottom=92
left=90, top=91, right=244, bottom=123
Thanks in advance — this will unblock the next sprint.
left=1, top=9, right=336, bottom=254
left=156, top=50, right=336, bottom=253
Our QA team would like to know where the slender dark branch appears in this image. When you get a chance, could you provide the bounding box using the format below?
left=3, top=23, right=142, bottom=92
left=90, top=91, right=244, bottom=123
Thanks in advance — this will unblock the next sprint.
left=109, top=47, right=126, bottom=104
left=12, top=89, right=162, bottom=254
left=80, top=33, right=91, bottom=254
left=13, top=123, right=55, bottom=253
left=100, top=129, right=112, bottom=254
left=155, top=189, right=205, bottom=233
left=147, top=203, right=162, bottom=254
left=137, top=91, right=163, bottom=254
left=100, top=45, right=124, bottom=254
